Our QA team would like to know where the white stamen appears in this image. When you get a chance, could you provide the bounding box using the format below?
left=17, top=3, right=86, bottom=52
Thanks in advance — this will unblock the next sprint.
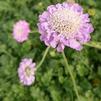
left=25, top=67, right=33, bottom=77
left=48, top=9, right=81, bottom=38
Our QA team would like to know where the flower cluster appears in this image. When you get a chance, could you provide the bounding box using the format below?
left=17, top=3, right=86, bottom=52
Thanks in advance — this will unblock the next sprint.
left=12, top=2, right=94, bottom=86
left=38, top=2, right=94, bottom=52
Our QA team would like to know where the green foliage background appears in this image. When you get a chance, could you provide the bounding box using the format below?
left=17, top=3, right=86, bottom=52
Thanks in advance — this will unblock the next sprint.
left=0, top=0, right=101, bottom=101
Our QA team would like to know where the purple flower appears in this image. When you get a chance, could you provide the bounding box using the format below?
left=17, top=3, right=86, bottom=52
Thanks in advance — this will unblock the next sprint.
left=13, top=20, right=31, bottom=43
left=18, top=58, right=36, bottom=86
left=38, top=3, right=94, bottom=52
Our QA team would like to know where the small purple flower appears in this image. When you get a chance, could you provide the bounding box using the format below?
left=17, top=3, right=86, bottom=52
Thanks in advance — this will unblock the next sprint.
left=38, top=3, right=94, bottom=52
left=13, top=20, right=31, bottom=43
left=18, top=58, right=36, bottom=86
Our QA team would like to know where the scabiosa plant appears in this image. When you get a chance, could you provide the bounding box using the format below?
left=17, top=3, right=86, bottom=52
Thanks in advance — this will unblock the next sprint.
left=13, top=20, right=31, bottom=43
left=18, top=58, right=36, bottom=86
left=38, top=2, right=94, bottom=52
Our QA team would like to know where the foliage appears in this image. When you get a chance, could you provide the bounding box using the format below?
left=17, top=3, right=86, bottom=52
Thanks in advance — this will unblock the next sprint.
left=0, top=0, right=101, bottom=101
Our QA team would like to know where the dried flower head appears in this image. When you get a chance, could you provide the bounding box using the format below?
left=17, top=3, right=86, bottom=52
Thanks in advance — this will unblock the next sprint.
left=13, top=20, right=31, bottom=43
left=38, top=3, right=94, bottom=52
left=18, top=58, right=36, bottom=86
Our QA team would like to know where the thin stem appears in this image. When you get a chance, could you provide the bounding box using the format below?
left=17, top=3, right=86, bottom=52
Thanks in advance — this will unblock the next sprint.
left=36, top=46, right=50, bottom=69
left=84, top=42, right=101, bottom=50
left=31, top=29, right=39, bottom=33
left=62, top=51, right=80, bottom=101
left=66, top=0, right=75, bottom=3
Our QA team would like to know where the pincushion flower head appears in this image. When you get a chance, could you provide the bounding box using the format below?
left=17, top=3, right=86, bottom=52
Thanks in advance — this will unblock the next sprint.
left=13, top=20, right=31, bottom=43
left=18, top=58, right=36, bottom=86
left=38, top=2, right=94, bottom=52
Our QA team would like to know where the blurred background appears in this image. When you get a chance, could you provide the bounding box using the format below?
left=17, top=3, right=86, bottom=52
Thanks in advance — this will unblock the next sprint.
left=0, top=0, right=101, bottom=101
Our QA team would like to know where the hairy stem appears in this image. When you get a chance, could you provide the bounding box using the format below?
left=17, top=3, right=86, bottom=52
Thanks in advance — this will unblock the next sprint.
left=66, top=0, right=75, bottom=3
left=84, top=41, right=101, bottom=50
left=36, top=46, right=50, bottom=69
left=31, top=30, right=39, bottom=33
left=62, top=51, right=80, bottom=101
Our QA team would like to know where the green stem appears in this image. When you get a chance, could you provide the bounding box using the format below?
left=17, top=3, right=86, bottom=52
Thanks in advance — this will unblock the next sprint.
left=31, top=29, right=39, bottom=33
left=66, top=0, right=75, bottom=3
left=36, top=46, right=50, bottom=69
left=84, top=42, right=101, bottom=50
left=62, top=51, right=80, bottom=101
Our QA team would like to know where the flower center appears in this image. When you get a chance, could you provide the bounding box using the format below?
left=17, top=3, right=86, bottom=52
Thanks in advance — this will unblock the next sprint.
left=25, top=67, right=32, bottom=77
left=17, top=28, right=23, bottom=35
left=48, top=9, right=81, bottom=38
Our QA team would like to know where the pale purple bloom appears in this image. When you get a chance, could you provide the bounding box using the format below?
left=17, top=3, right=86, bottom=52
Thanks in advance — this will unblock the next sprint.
left=13, top=20, right=31, bottom=43
left=18, top=58, right=36, bottom=86
left=38, top=3, right=94, bottom=52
